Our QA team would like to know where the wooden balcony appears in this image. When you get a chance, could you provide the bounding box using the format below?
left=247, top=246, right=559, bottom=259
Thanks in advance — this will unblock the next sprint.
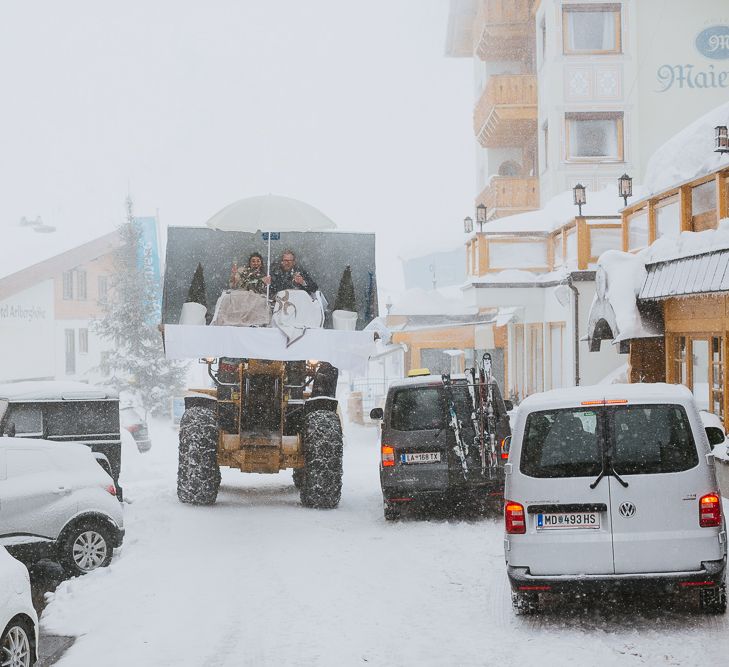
left=474, top=75, right=537, bottom=148
left=477, top=176, right=539, bottom=220
left=474, top=0, right=534, bottom=61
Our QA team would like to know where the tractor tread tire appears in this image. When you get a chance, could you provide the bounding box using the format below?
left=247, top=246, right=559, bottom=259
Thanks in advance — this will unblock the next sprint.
left=177, top=407, right=221, bottom=505
left=299, top=410, right=343, bottom=509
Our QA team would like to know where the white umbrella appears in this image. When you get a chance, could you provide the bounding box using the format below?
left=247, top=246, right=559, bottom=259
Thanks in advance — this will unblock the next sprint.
left=206, top=194, right=336, bottom=298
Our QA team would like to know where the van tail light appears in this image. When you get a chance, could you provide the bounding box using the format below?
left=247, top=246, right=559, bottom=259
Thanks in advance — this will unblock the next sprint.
left=500, top=438, right=509, bottom=460
left=381, top=445, right=395, bottom=467
left=105, top=484, right=117, bottom=497
left=505, top=500, right=526, bottom=534
left=699, top=493, right=722, bottom=527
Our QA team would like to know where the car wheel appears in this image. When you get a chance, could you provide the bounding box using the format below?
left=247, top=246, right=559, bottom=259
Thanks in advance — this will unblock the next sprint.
left=384, top=503, right=402, bottom=521
left=60, top=522, right=114, bottom=577
left=511, top=590, right=539, bottom=615
left=1, top=618, right=33, bottom=667
left=700, top=583, right=727, bottom=614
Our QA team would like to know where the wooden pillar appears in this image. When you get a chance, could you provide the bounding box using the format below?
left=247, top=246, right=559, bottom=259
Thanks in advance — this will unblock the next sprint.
left=647, top=200, right=657, bottom=244
left=717, top=172, right=728, bottom=221
left=679, top=185, right=692, bottom=232
left=576, top=217, right=589, bottom=270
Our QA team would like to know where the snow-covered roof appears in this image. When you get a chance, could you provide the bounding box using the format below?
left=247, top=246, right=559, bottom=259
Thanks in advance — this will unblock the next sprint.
left=475, top=186, right=643, bottom=236
left=389, top=286, right=475, bottom=316
left=0, top=218, right=119, bottom=282
left=0, top=381, right=118, bottom=402
left=644, top=100, right=729, bottom=196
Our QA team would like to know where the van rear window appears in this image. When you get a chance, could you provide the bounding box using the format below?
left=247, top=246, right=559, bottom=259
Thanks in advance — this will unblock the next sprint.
left=520, top=404, right=699, bottom=479
left=612, top=405, right=697, bottom=474
left=389, top=385, right=472, bottom=432
left=520, top=409, right=602, bottom=478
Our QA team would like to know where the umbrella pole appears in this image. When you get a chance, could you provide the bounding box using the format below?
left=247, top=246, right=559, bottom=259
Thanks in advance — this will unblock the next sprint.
left=266, top=233, right=272, bottom=301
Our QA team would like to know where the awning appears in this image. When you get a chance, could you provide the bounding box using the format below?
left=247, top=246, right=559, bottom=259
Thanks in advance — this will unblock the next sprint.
left=641, top=248, right=729, bottom=300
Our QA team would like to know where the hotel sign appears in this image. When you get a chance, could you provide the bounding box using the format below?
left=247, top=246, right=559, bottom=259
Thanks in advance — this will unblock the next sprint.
left=695, top=25, right=729, bottom=60
left=657, top=25, right=729, bottom=92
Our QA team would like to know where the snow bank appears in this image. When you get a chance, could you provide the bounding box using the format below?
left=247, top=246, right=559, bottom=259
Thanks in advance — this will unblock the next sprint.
left=641, top=218, right=729, bottom=263
left=644, top=99, right=729, bottom=195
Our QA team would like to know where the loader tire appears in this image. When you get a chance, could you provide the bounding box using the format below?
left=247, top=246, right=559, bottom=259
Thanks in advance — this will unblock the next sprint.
left=299, top=410, right=343, bottom=509
left=177, top=406, right=221, bottom=505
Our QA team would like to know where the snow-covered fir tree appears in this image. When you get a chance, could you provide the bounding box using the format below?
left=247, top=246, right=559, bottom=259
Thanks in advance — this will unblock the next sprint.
left=95, top=198, right=187, bottom=417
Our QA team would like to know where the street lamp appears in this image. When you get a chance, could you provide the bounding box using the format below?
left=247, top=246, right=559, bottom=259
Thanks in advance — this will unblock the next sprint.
left=573, top=183, right=586, bottom=217
left=463, top=216, right=474, bottom=234
left=476, top=203, right=487, bottom=232
left=618, top=173, right=633, bottom=206
left=715, top=126, right=729, bottom=154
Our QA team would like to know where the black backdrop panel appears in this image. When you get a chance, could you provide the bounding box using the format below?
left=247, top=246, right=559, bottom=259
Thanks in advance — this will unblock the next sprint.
left=162, top=227, right=378, bottom=329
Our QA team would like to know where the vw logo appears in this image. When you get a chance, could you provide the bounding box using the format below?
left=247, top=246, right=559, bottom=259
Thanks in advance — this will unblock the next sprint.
left=619, top=502, right=637, bottom=518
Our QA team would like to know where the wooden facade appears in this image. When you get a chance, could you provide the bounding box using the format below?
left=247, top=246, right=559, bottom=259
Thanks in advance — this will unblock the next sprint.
left=620, top=165, right=729, bottom=427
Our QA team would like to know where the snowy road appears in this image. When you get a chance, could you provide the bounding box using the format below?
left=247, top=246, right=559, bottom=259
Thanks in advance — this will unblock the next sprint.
left=41, top=420, right=729, bottom=666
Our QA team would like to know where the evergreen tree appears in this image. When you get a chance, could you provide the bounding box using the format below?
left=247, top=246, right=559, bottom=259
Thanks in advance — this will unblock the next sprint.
left=187, top=263, right=208, bottom=308
left=94, top=197, right=188, bottom=417
left=333, top=265, right=356, bottom=312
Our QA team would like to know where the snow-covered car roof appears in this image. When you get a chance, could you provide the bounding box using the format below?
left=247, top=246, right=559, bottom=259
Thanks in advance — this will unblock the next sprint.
left=517, top=383, right=694, bottom=413
left=0, top=436, right=91, bottom=455
left=0, top=381, right=118, bottom=402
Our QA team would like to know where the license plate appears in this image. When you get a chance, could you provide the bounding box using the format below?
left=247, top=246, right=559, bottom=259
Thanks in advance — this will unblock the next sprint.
left=536, top=512, right=600, bottom=530
left=400, top=452, right=441, bottom=464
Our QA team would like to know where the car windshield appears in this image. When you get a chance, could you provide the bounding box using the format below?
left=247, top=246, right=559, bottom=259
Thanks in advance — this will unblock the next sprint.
left=520, top=408, right=602, bottom=478
left=389, top=384, right=472, bottom=432
left=612, top=405, right=698, bottom=474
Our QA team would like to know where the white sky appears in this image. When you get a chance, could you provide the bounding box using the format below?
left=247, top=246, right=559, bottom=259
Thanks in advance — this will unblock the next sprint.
left=0, top=0, right=475, bottom=295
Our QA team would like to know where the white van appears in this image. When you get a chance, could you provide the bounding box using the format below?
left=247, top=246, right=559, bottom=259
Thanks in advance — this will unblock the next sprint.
left=504, top=384, right=727, bottom=614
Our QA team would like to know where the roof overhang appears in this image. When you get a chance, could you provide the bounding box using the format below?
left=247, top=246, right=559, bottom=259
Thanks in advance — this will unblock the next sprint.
left=640, top=248, right=729, bottom=300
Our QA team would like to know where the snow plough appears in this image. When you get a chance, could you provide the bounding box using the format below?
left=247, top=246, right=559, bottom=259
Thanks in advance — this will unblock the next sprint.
left=160, top=196, right=377, bottom=509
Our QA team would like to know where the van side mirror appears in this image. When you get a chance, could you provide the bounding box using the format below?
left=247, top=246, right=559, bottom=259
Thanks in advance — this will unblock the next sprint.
left=369, top=407, right=383, bottom=420
left=705, top=426, right=725, bottom=449
left=503, top=400, right=514, bottom=412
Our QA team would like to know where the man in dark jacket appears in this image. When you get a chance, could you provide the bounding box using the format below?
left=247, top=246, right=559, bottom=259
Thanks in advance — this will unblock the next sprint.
left=264, top=250, right=318, bottom=296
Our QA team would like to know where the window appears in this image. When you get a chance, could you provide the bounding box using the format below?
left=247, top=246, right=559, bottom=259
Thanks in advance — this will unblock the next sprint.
left=589, top=225, right=622, bottom=259
left=565, top=112, right=623, bottom=161
left=612, top=406, right=697, bottom=475
left=5, top=405, right=43, bottom=436
left=521, top=408, right=602, bottom=478
left=527, top=324, right=544, bottom=395
left=674, top=336, right=688, bottom=387
left=547, top=323, right=565, bottom=390
left=389, top=385, right=471, bottom=432
left=563, top=4, right=621, bottom=54
left=552, top=231, right=563, bottom=268
left=673, top=334, right=724, bottom=420
left=79, top=328, right=89, bottom=354
left=77, top=269, right=87, bottom=300
left=627, top=209, right=649, bottom=250
left=712, top=337, right=724, bottom=419
left=65, top=329, right=76, bottom=375
left=565, top=226, right=577, bottom=262
left=489, top=240, right=548, bottom=270
left=691, top=180, right=717, bottom=230
left=98, top=276, right=109, bottom=304
left=655, top=197, right=680, bottom=240
left=62, top=271, right=73, bottom=300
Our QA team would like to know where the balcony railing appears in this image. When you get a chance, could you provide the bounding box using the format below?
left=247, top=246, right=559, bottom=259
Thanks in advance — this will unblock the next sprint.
left=477, top=176, right=539, bottom=219
left=474, top=0, right=534, bottom=61
left=473, top=75, right=537, bottom=148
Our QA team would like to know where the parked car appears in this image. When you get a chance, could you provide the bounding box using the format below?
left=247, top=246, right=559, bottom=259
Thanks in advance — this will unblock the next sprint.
left=0, top=437, right=125, bottom=576
left=0, top=546, right=37, bottom=667
left=0, top=381, right=123, bottom=498
left=372, top=371, right=512, bottom=520
left=504, top=384, right=726, bottom=614
left=120, top=405, right=152, bottom=453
